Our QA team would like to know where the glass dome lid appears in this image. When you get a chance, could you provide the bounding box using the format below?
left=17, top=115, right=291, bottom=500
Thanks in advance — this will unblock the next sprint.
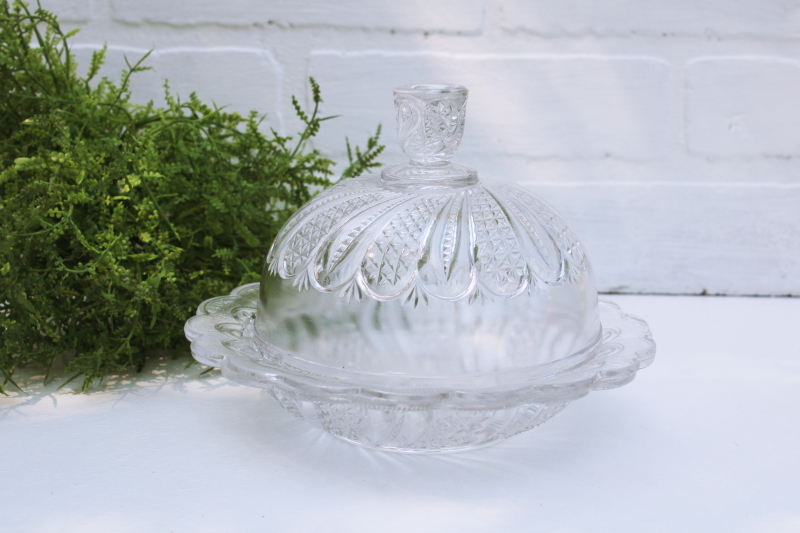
left=184, top=83, right=656, bottom=453
left=265, top=167, right=589, bottom=304
left=266, top=83, right=588, bottom=304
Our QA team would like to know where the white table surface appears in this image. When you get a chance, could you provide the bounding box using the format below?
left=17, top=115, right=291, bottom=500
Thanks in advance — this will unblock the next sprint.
left=2, top=295, right=799, bottom=533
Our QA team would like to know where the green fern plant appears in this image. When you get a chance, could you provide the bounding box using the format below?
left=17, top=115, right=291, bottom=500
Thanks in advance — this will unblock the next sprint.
left=0, top=0, right=384, bottom=392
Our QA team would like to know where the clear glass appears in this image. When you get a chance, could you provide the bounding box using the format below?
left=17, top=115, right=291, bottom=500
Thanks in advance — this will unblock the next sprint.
left=258, top=176, right=601, bottom=389
left=186, top=285, right=655, bottom=452
left=185, top=83, right=656, bottom=452
left=380, top=84, right=478, bottom=188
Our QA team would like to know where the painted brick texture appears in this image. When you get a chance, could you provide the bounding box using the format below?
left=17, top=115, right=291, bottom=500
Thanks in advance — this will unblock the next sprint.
left=686, top=57, right=800, bottom=157
left=43, top=0, right=800, bottom=295
left=541, top=183, right=800, bottom=295
left=45, top=0, right=91, bottom=21
left=110, top=0, right=485, bottom=32
left=309, top=52, right=670, bottom=161
left=71, top=46, right=283, bottom=130
left=501, top=0, right=800, bottom=37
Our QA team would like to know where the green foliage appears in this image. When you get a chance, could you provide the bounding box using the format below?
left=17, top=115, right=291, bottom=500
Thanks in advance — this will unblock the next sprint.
left=0, top=0, right=384, bottom=393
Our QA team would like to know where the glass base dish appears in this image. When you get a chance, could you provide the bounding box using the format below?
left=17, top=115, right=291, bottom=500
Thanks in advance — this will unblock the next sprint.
left=185, top=283, right=655, bottom=453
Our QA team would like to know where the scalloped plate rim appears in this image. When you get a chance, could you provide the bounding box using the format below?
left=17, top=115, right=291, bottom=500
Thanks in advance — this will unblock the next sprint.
left=184, top=283, right=656, bottom=410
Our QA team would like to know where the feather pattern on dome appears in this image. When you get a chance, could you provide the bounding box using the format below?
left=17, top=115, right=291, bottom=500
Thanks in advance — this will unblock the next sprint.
left=266, top=175, right=588, bottom=302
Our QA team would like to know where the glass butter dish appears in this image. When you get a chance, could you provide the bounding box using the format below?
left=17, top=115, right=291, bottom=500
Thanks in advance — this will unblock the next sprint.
left=185, top=84, right=655, bottom=452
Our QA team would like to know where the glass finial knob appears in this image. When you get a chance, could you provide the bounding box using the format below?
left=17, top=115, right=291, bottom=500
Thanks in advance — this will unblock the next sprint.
left=381, top=84, right=478, bottom=189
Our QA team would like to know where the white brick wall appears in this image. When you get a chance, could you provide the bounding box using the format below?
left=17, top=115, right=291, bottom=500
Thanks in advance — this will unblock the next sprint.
left=48, top=0, right=90, bottom=21
left=501, top=0, right=800, bottom=38
left=686, top=57, right=800, bottom=157
left=110, top=0, right=485, bottom=33
left=45, top=0, right=800, bottom=296
left=309, top=52, right=670, bottom=160
left=71, top=46, right=282, bottom=125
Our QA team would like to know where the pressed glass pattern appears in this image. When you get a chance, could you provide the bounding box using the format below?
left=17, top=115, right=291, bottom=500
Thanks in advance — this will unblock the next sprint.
left=185, top=83, right=655, bottom=452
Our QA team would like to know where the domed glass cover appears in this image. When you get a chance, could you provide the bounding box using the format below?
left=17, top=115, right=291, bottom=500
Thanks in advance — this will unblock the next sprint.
left=185, top=84, right=655, bottom=452
left=259, top=84, right=599, bottom=384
